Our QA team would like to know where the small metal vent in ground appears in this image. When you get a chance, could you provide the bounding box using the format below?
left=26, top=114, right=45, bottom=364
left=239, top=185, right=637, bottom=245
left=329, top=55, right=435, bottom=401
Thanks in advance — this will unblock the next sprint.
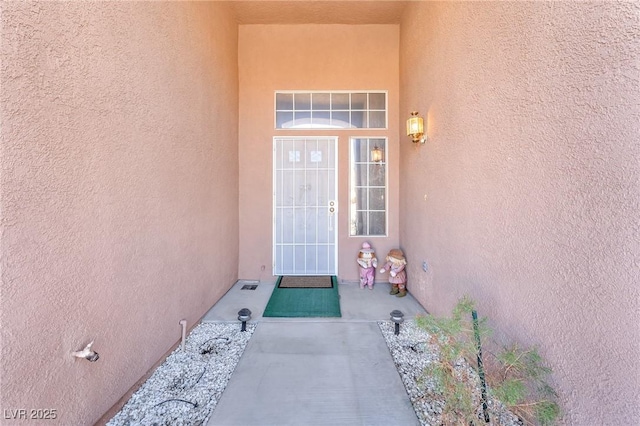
left=241, top=285, right=258, bottom=290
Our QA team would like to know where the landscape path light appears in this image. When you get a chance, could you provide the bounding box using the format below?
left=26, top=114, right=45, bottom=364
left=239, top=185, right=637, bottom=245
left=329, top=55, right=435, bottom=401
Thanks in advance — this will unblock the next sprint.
left=237, top=308, right=252, bottom=332
left=390, top=310, right=404, bottom=336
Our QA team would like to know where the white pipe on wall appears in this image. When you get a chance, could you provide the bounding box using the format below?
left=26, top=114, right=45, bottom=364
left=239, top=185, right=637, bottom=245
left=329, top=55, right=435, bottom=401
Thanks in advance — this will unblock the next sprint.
left=179, top=319, right=187, bottom=351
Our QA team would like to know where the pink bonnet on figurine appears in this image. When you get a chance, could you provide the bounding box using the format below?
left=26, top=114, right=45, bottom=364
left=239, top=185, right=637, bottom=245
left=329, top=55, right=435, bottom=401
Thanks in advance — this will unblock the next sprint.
left=360, top=242, right=374, bottom=254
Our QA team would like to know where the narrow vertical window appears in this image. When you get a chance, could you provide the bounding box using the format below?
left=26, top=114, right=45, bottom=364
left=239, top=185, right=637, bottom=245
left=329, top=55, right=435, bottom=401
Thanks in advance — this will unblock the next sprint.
left=350, top=138, right=387, bottom=236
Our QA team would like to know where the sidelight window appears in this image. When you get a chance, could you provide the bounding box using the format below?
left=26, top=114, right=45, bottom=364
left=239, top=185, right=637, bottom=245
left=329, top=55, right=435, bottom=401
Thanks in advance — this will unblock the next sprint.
left=349, top=138, right=387, bottom=236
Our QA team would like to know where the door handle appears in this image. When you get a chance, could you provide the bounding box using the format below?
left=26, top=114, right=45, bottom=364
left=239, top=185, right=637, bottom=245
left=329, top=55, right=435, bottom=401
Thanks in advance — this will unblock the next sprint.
left=328, top=200, right=337, bottom=231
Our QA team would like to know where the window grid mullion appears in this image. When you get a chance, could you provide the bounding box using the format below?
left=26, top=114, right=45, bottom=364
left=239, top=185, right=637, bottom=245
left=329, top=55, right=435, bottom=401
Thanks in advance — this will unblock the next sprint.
left=276, top=91, right=387, bottom=129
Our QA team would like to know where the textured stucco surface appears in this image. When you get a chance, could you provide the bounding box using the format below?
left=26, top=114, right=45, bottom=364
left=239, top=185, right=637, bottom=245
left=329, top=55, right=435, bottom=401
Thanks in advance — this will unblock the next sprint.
left=237, top=24, right=400, bottom=282
left=1, top=2, right=238, bottom=424
left=399, top=1, right=640, bottom=424
left=3, top=1, right=639, bottom=423
left=229, top=0, right=405, bottom=24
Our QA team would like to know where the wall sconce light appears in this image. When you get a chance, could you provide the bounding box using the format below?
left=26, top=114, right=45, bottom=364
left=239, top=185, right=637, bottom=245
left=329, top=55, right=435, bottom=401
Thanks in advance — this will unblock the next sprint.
left=407, top=111, right=426, bottom=144
left=371, top=145, right=384, bottom=163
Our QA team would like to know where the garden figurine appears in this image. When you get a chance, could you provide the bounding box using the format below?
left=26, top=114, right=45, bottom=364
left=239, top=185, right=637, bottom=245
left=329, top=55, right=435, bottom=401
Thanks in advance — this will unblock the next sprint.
left=356, top=242, right=378, bottom=289
left=379, top=249, right=408, bottom=297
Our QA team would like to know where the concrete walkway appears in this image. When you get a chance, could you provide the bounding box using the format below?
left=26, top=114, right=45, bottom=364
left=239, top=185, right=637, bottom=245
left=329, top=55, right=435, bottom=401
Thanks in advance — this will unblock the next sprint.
left=202, top=280, right=428, bottom=426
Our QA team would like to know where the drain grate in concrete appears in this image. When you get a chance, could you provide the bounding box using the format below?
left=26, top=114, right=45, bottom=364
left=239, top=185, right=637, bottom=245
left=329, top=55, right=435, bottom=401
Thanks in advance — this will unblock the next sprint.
left=241, top=284, right=258, bottom=290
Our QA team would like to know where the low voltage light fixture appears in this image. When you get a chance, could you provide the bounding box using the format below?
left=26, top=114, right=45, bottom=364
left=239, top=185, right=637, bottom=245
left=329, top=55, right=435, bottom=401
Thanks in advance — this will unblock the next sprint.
left=390, top=310, right=405, bottom=336
left=407, top=111, right=426, bottom=144
left=237, top=308, right=252, bottom=332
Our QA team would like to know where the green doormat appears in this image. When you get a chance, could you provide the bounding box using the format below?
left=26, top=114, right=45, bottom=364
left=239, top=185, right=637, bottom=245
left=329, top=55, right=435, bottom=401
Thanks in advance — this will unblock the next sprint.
left=263, top=276, right=341, bottom=317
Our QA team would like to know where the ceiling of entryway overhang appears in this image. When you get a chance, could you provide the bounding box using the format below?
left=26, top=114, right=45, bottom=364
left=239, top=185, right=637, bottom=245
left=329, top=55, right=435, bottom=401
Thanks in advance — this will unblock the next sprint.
left=226, top=1, right=408, bottom=24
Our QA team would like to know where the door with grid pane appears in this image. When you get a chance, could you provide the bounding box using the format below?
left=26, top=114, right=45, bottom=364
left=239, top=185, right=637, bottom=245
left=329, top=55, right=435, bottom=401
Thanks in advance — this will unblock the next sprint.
left=274, top=137, right=337, bottom=275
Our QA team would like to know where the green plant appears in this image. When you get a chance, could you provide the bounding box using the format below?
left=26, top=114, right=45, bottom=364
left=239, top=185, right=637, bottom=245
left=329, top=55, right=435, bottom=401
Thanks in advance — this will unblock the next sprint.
left=490, top=345, right=560, bottom=425
left=416, top=296, right=560, bottom=426
left=417, top=296, right=489, bottom=425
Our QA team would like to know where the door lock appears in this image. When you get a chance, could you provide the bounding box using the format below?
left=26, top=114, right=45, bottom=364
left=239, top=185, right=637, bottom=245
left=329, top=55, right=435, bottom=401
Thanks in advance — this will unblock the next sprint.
left=328, top=200, right=337, bottom=231
left=328, top=200, right=337, bottom=215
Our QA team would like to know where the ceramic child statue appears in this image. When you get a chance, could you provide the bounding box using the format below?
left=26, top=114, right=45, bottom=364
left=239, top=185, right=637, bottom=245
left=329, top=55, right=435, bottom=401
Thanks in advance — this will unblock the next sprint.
left=356, top=242, right=378, bottom=289
left=379, top=249, right=408, bottom=297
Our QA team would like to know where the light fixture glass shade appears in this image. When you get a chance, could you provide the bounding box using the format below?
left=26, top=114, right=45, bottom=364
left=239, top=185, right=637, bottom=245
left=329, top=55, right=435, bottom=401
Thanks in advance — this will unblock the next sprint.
left=407, top=111, right=424, bottom=143
left=371, top=146, right=383, bottom=163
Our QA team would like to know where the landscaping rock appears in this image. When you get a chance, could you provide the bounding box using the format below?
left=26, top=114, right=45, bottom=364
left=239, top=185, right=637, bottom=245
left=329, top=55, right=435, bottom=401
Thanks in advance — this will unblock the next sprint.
left=107, top=322, right=255, bottom=426
left=378, top=319, right=523, bottom=426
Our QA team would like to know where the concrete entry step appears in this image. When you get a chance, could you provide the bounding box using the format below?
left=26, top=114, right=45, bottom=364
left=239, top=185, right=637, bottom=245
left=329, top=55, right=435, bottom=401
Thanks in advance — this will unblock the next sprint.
left=206, top=322, right=420, bottom=426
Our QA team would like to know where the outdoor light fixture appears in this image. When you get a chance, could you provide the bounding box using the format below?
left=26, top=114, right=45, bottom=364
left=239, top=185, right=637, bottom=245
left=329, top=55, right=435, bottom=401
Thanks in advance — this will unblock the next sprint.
left=390, top=310, right=405, bottom=336
left=237, top=308, right=252, bottom=332
left=371, top=145, right=383, bottom=163
left=406, top=111, right=426, bottom=144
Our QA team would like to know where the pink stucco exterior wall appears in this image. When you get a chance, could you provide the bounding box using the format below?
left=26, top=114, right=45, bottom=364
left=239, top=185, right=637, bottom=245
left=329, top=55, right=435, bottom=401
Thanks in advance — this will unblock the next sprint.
left=237, top=25, right=400, bottom=282
left=2, top=1, right=638, bottom=424
left=1, top=2, right=238, bottom=425
left=399, top=2, right=640, bottom=424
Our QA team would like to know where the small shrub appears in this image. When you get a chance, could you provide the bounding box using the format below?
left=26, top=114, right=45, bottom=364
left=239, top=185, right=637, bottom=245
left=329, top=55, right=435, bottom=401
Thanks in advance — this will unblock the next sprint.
left=416, top=296, right=560, bottom=425
left=489, top=344, right=560, bottom=425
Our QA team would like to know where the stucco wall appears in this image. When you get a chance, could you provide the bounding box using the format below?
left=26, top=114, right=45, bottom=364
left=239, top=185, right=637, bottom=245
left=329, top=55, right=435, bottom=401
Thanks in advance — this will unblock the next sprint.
left=399, top=1, right=639, bottom=424
left=0, top=2, right=238, bottom=424
left=238, top=25, right=400, bottom=282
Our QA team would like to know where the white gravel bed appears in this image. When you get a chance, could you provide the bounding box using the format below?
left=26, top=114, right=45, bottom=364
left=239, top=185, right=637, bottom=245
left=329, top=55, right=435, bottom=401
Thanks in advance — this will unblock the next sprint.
left=108, top=319, right=521, bottom=426
left=379, top=320, right=522, bottom=426
left=108, top=322, right=255, bottom=426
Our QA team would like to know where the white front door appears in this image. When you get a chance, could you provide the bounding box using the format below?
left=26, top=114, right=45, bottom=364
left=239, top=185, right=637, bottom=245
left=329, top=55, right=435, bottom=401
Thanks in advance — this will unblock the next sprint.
left=273, top=137, right=338, bottom=275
